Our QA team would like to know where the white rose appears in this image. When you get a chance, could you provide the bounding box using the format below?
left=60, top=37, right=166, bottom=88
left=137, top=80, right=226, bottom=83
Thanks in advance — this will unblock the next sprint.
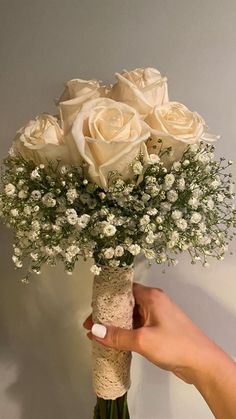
left=146, top=102, right=218, bottom=168
left=71, top=97, right=150, bottom=189
left=56, top=78, right=108, bottom=133
left=12, top=113, right=82, bottom=166
left=110, top=67, right=168, bottom=119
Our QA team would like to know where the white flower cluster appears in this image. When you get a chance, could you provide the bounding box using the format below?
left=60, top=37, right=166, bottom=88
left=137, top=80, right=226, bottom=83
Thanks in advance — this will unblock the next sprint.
left=0, top=142, right=235, bottom=282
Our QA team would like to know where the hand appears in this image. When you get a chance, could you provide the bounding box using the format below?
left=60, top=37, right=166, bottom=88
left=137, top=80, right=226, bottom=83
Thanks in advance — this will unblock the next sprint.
left=84, top=282, right=236, bottom=419
left=83, top=282, right=215, bottom=384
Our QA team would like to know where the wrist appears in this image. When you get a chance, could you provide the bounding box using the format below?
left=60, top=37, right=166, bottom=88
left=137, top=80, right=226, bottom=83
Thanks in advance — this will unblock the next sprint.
left=190, top=341, right=236, bottom=419
left=174, top=333, right=224, bottom=385
left=189, top=339, right=235, bottom=392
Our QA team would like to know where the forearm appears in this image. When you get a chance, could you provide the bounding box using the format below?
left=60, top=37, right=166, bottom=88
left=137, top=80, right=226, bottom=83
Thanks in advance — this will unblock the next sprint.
left=193, top=344, right=236, bottom=419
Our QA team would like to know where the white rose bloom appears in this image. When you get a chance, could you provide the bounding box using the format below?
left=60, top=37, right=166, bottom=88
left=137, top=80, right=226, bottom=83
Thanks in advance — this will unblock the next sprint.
left=12, top=113, right=81, bottom=167
left=110, top=67, right=168, bottom=118
left=146, top=102, right=219, bottom=168
left=71, top=97, right=150, bottom=189
left=56, top=78, right=108, bottom=133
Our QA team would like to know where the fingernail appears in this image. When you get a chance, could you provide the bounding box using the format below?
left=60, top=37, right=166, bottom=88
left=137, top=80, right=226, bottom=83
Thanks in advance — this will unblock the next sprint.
left=91, top=324, right=107, bottom=339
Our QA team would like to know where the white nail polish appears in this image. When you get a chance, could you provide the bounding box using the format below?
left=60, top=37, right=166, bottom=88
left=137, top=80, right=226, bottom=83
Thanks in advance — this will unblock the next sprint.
left=92, top=324, right=107, bottom=339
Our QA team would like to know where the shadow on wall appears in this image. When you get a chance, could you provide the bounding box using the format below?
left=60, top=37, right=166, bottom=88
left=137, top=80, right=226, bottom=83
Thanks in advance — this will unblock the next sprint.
left=0, top=225, right=236, bottom=419
left=0, top=225, right=95, bottom=419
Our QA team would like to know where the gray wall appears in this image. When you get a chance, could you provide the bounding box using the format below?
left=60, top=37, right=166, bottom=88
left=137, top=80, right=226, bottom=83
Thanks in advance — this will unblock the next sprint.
left=0, top=1, right=236, bottom=418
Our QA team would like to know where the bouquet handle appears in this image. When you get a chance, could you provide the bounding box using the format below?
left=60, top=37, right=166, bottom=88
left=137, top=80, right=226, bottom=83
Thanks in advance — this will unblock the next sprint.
left=92, top=265, right=135, bottom=400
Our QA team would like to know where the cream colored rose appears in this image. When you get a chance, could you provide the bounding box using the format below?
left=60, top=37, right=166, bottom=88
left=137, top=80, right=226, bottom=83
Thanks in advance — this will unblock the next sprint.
left=12, top=113, right=82, bottom=166
left=146, top=101, right=218, bottom=167
left=71, top=97, right=150, bottom=189
left=56, top=78, right=108, bottom=134
left=110, top=67, right=168, bottom=118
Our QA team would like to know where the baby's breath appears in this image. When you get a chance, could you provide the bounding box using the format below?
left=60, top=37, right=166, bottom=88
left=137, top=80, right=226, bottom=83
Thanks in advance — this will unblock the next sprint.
left=0, top=142, right=235, bottom=281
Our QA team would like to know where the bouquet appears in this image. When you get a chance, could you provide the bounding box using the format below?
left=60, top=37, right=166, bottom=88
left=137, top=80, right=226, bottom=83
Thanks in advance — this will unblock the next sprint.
left=0, top=67, right=235, bottom=419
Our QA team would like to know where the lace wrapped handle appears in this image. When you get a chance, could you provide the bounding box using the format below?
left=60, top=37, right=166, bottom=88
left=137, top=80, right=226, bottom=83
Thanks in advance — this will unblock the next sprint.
left=92, top=265, right=134, bottom=400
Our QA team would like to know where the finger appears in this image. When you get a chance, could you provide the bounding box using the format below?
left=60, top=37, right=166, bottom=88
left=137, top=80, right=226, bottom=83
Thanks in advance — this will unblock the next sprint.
left=83, top=314, right=93, bottom=330
left=133, top=282, right=151, bottom=304
left=133, top=282, right=163, bottom=305
left=90, top=324, right=140, bottom=352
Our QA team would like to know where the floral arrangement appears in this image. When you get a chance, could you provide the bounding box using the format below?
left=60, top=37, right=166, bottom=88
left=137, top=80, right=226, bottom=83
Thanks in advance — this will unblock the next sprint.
left=0, top=67, right=235, bottom=418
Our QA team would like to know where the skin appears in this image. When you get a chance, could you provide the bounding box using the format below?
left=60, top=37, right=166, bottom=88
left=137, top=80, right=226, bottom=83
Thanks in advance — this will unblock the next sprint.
left=84, top=283, right=236, bottom=419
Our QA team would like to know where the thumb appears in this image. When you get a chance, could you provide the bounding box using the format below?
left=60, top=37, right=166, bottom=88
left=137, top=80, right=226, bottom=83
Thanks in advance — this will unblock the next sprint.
left=89, top=323, right=139, bottom=352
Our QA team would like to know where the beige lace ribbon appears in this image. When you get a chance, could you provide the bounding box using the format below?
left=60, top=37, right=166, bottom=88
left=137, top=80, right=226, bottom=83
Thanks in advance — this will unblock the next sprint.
left=92, top=265, right=134, bottom=400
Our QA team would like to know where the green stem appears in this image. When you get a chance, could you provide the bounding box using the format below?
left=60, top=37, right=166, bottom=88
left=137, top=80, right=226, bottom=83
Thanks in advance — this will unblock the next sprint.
left=93, top=393, right=130, bottom=419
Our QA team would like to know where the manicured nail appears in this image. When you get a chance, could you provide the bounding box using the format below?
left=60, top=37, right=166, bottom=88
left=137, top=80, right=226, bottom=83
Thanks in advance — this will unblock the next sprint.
left=91, top=324, right=107, bottom=339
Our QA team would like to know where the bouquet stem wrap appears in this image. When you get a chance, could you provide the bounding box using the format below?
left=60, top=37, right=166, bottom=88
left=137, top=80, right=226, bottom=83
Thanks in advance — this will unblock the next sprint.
left=92, top=265, right=135, bottom=400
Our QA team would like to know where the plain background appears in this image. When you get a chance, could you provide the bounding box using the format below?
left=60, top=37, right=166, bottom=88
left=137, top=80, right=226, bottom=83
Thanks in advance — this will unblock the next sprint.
left=0, top=1, right=236, bottom=418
